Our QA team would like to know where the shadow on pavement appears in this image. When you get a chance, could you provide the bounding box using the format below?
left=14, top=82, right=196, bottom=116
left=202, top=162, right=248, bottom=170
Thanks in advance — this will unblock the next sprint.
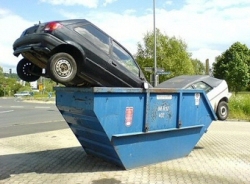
left=0, top=146, right=121, bottom=180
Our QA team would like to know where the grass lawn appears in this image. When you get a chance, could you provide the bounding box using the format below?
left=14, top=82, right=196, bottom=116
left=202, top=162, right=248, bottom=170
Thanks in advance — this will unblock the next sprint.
left=228, top=93, right=250, bottom=121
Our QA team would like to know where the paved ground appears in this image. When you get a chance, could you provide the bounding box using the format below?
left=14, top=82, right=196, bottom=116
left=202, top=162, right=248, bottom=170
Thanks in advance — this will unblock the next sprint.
left=0, top=121, right=249, bottom=184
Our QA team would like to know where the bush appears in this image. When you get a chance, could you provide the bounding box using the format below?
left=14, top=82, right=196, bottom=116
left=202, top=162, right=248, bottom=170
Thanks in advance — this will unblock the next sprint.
left=228, top=93, right=250, bottom=121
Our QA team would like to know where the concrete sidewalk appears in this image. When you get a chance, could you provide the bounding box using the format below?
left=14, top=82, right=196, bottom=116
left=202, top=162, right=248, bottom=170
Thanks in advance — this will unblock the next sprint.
left=0, top=121, right=249, bottom=184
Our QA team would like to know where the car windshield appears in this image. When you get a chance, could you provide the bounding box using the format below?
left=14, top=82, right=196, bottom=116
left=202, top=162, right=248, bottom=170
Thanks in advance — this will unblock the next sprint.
left=187, top=81, right=212, bottom=93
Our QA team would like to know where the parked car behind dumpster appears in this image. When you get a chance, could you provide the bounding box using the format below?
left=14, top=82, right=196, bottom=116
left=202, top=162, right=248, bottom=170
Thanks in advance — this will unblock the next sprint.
left=14, top=91, right=31, bottom=97
left=156, top=75, right=232, bottom=120
left=13, top=19, right=150, bottom=88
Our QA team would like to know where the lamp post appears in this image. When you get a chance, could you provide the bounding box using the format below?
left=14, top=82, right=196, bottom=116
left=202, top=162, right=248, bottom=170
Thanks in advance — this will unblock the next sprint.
left=153, top=0, right=157, bottom=86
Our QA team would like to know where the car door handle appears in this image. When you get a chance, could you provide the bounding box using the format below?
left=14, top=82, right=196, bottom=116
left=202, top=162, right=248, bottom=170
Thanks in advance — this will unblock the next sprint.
left=111, top=61, right=117, bottom=66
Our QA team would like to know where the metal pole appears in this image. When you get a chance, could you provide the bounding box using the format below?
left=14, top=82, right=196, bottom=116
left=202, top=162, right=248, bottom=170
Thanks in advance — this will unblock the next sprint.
left=153, top=0, right=157, bottom=87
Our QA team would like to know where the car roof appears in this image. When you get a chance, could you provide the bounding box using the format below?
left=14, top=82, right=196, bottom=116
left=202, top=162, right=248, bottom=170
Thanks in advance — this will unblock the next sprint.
left=57, top=19, right=90, bottom=25
left=156, top=75, right=223, bottom=89
left=37, top=19, right=89, bottom=26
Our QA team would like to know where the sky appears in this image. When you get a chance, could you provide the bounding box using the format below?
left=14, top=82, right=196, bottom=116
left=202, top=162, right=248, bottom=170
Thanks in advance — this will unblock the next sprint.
left=0, top=0, right=250, bottom=73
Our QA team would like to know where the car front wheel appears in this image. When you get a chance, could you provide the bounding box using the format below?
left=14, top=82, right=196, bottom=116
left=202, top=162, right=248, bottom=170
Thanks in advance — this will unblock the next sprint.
left=48, top=53, right=77, bottom=84
left=216, top=101, right=228, bottom=121
left=17, top=58, right=41, bottom=82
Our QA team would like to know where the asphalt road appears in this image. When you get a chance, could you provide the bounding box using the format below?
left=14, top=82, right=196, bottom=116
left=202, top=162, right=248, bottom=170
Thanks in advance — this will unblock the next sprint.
left=0, top=98, right=250, bottom=183
left=0, top=98, right=68, bottom=138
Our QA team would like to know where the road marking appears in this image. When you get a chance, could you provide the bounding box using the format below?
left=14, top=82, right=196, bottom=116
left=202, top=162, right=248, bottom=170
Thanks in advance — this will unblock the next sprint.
left=10, top=106, right=23, bottom=108
left=0, top=110, right=14, bottom=114
left=0, top=119, right=65, bottom=128
left=35, top=106, right=51, bottom=109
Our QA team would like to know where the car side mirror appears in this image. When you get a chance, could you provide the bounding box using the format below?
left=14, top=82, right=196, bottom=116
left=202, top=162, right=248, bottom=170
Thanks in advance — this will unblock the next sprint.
left=143, top=82, right=149, bottom=89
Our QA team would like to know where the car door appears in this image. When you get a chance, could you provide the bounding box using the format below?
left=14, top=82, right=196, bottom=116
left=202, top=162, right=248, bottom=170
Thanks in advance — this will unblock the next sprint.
left=73, top=23, right=120, bottom=85
left=187, top=81, right=215, bottom=108
left=109, top=40, right=144, bottom=87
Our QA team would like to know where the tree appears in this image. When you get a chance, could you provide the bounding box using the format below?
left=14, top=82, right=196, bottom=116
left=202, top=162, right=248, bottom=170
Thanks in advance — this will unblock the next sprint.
left=213, top=42, right=250, bottom=92
left=0, top=66, right=24, bottom=96
left=0, top=66, right=4, bottom=96
left=135, top=29, right=194, bottom=84
left=191, top=59, right=205, bottom=75
left=226, top=52, right=249, bottom=92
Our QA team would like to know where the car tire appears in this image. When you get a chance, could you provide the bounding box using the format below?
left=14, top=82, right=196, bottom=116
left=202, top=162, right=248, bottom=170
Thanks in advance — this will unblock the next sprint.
left=16, top=58, right=41, bottom=82
left=48, top=53, right=77, bottom=84
left=216, top=101, right=228, bottom=121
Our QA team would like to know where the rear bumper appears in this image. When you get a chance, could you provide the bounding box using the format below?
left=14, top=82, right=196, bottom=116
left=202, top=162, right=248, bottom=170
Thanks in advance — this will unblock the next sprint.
left=13, top=33, right=65, bottom=56
left=13, top=44, right=51, bottom=56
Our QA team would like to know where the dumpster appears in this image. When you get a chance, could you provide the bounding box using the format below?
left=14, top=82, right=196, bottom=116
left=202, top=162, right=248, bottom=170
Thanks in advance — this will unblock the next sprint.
left=55, top=87, right=217, bottom=169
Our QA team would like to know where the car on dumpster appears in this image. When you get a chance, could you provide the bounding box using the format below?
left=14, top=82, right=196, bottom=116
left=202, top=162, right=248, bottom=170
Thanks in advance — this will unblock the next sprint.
left=156, top=75, right=232, bottom=120
left=13, top=19, right=150, bottom=88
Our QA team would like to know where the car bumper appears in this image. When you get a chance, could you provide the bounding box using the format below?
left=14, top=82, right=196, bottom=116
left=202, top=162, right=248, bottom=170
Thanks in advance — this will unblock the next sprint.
left=13, top=33, right=65, bottom=56
left=14, top=95, right=30, bottom=97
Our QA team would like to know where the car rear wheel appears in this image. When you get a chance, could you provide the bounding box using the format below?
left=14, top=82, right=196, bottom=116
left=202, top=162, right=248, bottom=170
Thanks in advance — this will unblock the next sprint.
left=216, top=101, right=228, bottom=121
left=17, top=58, right=41, bottom=82
left=48, top=53, right=77, bottom=84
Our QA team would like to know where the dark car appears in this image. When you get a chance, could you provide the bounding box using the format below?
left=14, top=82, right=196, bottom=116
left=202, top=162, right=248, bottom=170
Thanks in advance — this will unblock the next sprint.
left=156, top=75, right=232, bottom=120
left=13, top=19, right=149, bottom=88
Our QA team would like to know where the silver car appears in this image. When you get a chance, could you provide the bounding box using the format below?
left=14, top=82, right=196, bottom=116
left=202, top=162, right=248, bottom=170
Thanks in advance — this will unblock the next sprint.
left=156, top=75, right=232, bottom=120
left=14, top=91, right=31, bottom=97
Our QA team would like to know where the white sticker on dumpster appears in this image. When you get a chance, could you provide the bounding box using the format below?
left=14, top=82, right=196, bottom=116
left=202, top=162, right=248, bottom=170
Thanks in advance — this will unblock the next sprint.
left=156, top=95, right=172, bottom=100
left=125, top=107, right=133, bottom=127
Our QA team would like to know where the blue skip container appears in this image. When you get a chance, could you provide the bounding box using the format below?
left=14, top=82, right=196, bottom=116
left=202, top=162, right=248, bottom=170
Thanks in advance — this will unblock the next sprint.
left=55, top=87, right=217, bottom=169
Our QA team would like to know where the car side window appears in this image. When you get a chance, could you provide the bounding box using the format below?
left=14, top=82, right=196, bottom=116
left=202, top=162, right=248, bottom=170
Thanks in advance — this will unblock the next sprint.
left=192, top=81, right=212, bottom=93
left=186, top=86, right=194, bottom=89
left=74, top=25, right=109, bottom=54
left=112, top=41, right=139, bottom=76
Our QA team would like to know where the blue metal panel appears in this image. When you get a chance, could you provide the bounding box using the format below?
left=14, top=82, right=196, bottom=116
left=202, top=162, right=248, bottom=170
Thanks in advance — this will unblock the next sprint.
left=55, top=87, right=217, bottom=169
left=112, top=125, right=203, bottom=169
left=93, top=92, right=146, bottom=138
left=146, top=93, right=179, bottom=131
